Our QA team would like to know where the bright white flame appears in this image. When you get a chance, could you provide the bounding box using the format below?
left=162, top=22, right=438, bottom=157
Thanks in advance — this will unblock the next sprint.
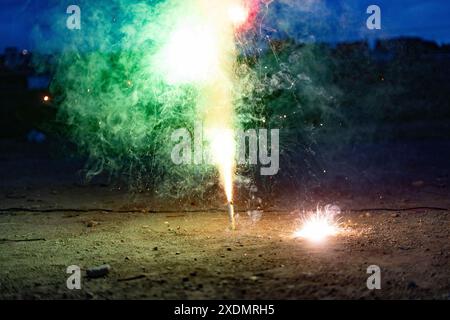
left=162, top=23, right=219, bottom=84
left=294, top=209, right=340, bottom=243
left=206, top=128, right=235, bottom=202
left=228, top=3, right=249, bottom=26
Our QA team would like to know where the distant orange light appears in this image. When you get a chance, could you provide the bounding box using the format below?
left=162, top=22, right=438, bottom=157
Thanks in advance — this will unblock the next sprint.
left=43, top=95, right=50, bottom=102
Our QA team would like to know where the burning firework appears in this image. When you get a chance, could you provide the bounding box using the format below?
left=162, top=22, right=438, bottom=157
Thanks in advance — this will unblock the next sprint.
left=159, top=0, right=256, bottom=229
left=293, top=206, right=341, bottom=243
left=36, top=0, right=261, bottom=227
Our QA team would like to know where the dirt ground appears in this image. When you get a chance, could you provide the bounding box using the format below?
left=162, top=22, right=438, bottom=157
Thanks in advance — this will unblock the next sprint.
left=0, top=207, right=449, bottom=300
left=0, top=139, right=449, bottom=300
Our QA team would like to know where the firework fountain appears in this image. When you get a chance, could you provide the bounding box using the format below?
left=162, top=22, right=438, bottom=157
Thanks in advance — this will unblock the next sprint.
left=36, top=0, right=342, bottom=239
left=160, top=0, right=255, bottom=230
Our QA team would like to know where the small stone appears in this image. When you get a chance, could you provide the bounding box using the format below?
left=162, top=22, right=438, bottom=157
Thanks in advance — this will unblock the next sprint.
left=391, top=213, right=400, bottom=218
left=365, top=212, right=371, bottom=217
left=227, top=248, right=232, bottom=251
left=153, top=247, right=158, bottom=251
left=86, top=264, right=111, bottom=279
left=190, top=271, right=197, bottom=277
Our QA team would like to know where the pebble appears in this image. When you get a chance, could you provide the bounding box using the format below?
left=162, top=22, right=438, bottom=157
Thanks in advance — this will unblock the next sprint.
left=86, top=264, right=111, bottom=279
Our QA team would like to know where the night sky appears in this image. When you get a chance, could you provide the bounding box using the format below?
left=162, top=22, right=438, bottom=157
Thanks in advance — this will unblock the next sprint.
left=1, top=0, right=450, bottom=51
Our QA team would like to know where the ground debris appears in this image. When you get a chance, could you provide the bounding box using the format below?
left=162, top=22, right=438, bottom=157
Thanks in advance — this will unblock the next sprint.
left=86, top=264, right=111, bottom=279
left=0, top=238, right=46, bottom=243
left=117, top=274, right=146, bottom=282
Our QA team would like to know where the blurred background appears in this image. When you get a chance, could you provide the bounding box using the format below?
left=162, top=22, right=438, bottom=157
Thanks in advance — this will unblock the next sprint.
left=0, top=0, right=449, bottom=206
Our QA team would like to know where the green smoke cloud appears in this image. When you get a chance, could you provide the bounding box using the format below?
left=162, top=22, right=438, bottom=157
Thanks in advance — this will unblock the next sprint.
left=32, top=0, right=339, bottom=202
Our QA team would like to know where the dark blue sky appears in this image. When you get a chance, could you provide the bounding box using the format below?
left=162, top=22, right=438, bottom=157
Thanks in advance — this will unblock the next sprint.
left=1, top=0, right=450, bottom=51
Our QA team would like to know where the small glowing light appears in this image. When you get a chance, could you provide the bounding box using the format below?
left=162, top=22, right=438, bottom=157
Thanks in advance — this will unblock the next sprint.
left=228, top=3, right=249, bottom=26
left=43, top=95, right=50, bottom=102
left=294, top=208, right=340, bottom=243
